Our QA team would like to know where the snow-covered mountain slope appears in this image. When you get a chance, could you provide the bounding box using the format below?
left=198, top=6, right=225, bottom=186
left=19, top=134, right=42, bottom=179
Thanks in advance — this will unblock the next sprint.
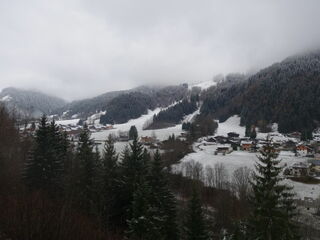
left=59, top=84, right=189, bottom=119
left=0, top=87, right=66, bottom=118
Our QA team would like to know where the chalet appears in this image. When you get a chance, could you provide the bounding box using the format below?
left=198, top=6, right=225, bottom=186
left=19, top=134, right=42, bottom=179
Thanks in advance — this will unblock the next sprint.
left=66, top=129, right=82, bottom=141
left=241, top=141, right=253, bottom=151
left=140, top=136, right=157, bottom=145
left=214, top=144, right=232, bottom=155
left=288, top=162, right=310, bottom=177
left=296, top=145, right=313, bottom=157
left=118, top=131, right=129, bottom=141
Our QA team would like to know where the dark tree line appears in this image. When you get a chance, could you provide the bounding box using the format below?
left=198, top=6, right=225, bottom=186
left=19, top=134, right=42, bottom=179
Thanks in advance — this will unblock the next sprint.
left=182, top=114, right=218, bottom=140
left=100, top=92, right=156, bottom=125
left=147, top=99, right=198, bottom=129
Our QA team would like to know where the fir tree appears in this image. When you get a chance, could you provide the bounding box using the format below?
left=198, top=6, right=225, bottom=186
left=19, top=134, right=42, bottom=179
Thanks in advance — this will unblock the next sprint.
left=24, top=115, right=50, bottom=190
left=76, top=124, right=97, bottom=212
left=245, top=124, right=251, bottom=138
left=48, top=120, right=66, bottom=195
left=184, top=188, right=209, bottom=240
left=126, top=180, right=162, bottom=240
left=129, top=125, right=138, bottom=140
left=247, top=143, right=299, bottom=240
left=101, top=134, right=119, bottom=226
left=148, top=149, right=179, bottom=240
left=250, top=127, right=257, bottom=139
left=24, top=115, right=66, bottom=196
left=117, top=137, right=148, bottom=226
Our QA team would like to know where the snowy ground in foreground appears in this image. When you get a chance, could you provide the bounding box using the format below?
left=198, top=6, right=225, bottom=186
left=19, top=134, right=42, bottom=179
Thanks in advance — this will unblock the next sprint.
left=175, top=142, right=320, bottom=200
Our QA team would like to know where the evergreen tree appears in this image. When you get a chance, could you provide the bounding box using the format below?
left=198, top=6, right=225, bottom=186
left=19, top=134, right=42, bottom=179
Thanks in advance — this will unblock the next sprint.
left=48, top=120, right=66, bottom=195
left=250, top=127, right=257, bottom=139
left=148, top=149, right=179, bottom=240
left=117, top=137, right=148, bottom=225
left=129, top=125, right=138, bottom=140
left=126, top=180, right=162, bottom=240
left=245, top=124, right=251, bottom=138
left=24, top=115, right=66, bottom=196
left=101, top=134, right=119, bottom=226
left=184, top=188, right=209, bottom=240
left=247, top=143, right=299, bottom=240
left=76, top=124, right=97, bottom=212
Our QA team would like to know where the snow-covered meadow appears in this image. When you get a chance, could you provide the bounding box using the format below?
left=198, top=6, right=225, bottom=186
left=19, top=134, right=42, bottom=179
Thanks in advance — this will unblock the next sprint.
left=175, top=116, right=320, bottom=200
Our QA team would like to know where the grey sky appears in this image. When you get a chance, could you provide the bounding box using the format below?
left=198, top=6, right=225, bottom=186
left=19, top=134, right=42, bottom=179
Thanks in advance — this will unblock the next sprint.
left=1, top=0, right=320, bottom=100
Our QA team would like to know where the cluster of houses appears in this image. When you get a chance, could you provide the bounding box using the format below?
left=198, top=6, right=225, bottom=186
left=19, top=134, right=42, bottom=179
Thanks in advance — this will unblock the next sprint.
left=207, top=131, right=320, bottom=178
left=19, top=118, right=114, bottom=141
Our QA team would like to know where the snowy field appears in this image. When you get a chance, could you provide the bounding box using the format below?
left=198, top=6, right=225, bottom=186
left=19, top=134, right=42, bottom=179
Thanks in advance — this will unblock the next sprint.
left=91, top=108, right=188, bottom=152
left=216, top=115, right=245, bottom=137
left=176, top=143, right=320, bottom=200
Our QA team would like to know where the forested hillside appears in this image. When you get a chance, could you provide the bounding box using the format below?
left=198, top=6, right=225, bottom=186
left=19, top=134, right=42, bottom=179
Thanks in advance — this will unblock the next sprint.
left=0, top=87, right=66, bottom=118
left=59, top=84, right=188, bottom=119
left=146, top=99, right=198, bottom=129
left=99, top=92, right=156, bottom=124
left=201, top=51, right=320, bottom=137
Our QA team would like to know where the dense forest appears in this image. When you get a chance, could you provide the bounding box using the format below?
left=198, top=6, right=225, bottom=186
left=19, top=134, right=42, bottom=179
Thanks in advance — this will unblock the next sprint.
left=146, top=98, right=198, bottom=129
left=0, top=87, right=66, bottom=118
left=201, top=51, right=320, bottom=137
left=100, top=92, right=156, bottom=124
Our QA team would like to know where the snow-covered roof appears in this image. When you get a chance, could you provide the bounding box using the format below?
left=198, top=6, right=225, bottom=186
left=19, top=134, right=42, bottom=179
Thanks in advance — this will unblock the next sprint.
left=56, top=119, right=81, bottom=126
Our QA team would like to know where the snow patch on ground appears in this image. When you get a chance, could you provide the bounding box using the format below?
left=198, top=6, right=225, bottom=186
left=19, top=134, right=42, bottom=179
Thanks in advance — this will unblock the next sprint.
left=216, top=115, right=245, bottom=137
left=0, top=95, right=12, bottom=102
left=56, top=119, right=81, bottom=126
left=190, top=80, right=217, bottom=90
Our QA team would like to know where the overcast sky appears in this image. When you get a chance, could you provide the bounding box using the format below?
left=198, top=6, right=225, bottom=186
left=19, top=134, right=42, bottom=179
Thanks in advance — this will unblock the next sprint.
left=1, top=0, right=320, bottom=100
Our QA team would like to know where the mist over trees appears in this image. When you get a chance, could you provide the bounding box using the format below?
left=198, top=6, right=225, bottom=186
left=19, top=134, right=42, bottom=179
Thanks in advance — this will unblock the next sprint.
left=201, top=52, right=320, bottom=137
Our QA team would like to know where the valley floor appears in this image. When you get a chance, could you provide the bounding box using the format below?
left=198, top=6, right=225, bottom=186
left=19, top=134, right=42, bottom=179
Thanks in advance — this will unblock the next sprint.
left=91, top=112, right=320, bottom=200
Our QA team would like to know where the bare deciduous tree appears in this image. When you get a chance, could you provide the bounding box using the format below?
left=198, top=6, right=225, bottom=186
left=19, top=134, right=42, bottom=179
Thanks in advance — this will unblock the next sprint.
left=232, top=166, right=252, bottom=201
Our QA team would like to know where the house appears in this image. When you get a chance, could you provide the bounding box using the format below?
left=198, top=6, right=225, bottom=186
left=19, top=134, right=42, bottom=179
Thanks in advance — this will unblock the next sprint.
left=296, top=145, right=312, bottom=157
left=285, top=162, right=310, bottom=177
left=241, top=141, right=253, bottom=151
left=214, top=144, right=232, bottom=155
left=118, top=131, right=129, bottom=141
left=292, top=162, right=310, bottom=176
left=66, top=128, right=83, bottom=141
left=140, top=136, right=157, bottom=145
